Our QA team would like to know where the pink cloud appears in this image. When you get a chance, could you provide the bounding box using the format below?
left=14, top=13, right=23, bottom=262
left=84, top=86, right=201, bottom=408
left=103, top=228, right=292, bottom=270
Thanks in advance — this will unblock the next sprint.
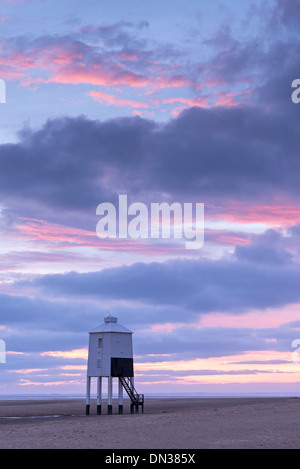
left=205, top=229, right=251, bottom=246
left=88, top=90, right=149, bottom=108
left=19, top=378, right=84, bottom=386
left=15, top=217, right=96, bottom=244
left=198, top=303, right=300, bottom=329
left=214, top=89, right=253, bottom=107
left=135, top=350, right=299, bottom=386
left=13, top=217, right=194, bottom=256
left=60, top=365, right=86, bottom=371
left=9, top=368, right=47, bottom=374
left=117, top=51, right=139, bottom=62
left=0, top=32, right=200, bottom=100
left=41, top=348, right=88, bottom=359
left=163, top=96, right=210, bottom=114
left=206, top=201, right=300, bottom=227
left=0, top=30, right=257, bottom=120
left=47, top=64, right=150, bottom=88
left=163, top=88, right=252, bottom=114
left=148, top=322, right=183, bottom=333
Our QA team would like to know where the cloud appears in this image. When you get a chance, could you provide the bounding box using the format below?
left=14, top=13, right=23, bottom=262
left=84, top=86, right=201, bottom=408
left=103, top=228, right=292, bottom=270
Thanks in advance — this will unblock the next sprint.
left=22, top=251, right=300, bottom=316
left=76, top=21, right=149, bottom=50
left=88, top=90, right=149, bottom=109
left=0, top=23, right=195, bottom=95
left=2, top=254, right=300, bottom=377
left=1, top=288, right=298, bottom=362
left=270, top=0, right=300, bottom=30
left=1, top=2, right=298, bottom=115
left=0, top=96, right=299, bottom=223
left=234, top=229, right=294, bottom=266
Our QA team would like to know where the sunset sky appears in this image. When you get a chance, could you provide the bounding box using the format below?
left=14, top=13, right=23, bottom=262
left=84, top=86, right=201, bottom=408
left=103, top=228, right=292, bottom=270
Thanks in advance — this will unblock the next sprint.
left=0, top=0, right=300, bottom=396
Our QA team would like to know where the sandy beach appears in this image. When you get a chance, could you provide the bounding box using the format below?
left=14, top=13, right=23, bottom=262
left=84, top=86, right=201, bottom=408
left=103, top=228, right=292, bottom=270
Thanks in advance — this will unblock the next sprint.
left=0, top=397, right=299, bottom=449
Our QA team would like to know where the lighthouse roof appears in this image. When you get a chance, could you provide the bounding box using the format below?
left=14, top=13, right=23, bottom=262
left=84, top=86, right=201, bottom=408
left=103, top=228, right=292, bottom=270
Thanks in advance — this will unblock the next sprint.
left=90, top=315, right=133, bottom=334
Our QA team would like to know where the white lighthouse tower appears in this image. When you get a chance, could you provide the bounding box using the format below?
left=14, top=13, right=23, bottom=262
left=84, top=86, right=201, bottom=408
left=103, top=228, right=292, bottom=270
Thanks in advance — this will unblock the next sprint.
left=86, top=314, right=144, bottom=415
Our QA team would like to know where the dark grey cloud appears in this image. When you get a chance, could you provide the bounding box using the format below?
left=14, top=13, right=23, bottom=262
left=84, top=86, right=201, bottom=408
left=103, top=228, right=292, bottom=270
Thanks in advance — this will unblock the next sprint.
left=235, top=243, right=292, bottom=266
left=136, top=326, right=269, bottom=359
left=270, top=0, right=300, bottom=31
left=234, top=229, right=294, bottom=266
left=1, top=289, right=296, bottom=359
left=23, top=253, right=300, bottom=315
left=0, top=115, right=156, bottom=216
left=77, top=21, right=149, bottom=50
left=0, top=97, right=299, bottom=223
left=0, top=291, right=103, bottom=334
left=135, top=319, right=298, bottom=359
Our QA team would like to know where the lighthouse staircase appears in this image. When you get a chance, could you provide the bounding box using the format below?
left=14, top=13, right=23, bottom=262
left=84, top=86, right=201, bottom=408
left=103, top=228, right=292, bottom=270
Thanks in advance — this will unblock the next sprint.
left=119, top=377, right=144, bottom=413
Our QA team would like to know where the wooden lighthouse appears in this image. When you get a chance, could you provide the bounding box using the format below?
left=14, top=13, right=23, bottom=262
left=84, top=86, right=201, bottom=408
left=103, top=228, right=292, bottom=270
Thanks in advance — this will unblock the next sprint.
left=86, top=314, right=144, bottom=415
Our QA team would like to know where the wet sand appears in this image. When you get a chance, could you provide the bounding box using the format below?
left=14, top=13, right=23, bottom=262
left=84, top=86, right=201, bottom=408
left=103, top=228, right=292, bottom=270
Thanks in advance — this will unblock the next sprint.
left=0, top=397, right=299, bottom=449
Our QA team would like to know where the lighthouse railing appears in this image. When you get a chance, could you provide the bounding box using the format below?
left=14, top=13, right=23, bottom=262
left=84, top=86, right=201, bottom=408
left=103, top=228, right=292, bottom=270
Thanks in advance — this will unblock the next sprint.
left=119, top=376, right=144, bottom=411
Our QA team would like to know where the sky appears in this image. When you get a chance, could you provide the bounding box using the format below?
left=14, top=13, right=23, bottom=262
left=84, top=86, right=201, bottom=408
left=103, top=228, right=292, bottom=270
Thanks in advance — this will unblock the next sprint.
left=0, top=0, right=300, bottom=397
